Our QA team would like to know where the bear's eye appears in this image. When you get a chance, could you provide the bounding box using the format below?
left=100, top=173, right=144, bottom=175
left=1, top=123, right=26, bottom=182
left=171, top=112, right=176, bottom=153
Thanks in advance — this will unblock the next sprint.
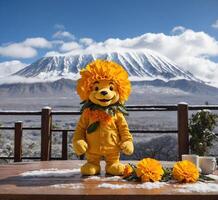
left=109, top=86, right=113, bottom=91
left=95, top=86, right=99, bottom=91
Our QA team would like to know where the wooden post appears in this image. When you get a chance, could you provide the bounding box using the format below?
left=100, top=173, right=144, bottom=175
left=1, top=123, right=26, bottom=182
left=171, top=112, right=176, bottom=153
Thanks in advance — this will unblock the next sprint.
left=62, top=130, right=68, bottom=160
left=41, top=107, right=52, bottom=161
left=14, top=121, right=23, bottom=162
left=177, top=103, right=189, bottom=160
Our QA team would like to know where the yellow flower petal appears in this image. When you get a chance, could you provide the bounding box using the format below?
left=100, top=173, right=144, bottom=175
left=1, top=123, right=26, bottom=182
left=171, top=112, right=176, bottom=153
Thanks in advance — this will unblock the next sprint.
left=172, top=160, right=199, bottom=183
left=136, top=158, right=164, bottom=182
left=77, top=60, right=131, bottom=102
left=123, top=164, right=134, bottom=178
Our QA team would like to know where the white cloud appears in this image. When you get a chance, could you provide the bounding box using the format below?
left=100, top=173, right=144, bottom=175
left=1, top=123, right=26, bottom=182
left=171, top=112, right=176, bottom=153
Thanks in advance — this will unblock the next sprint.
left=79, top=38, right=94, bottom=46
left=0, top=43, right=37, bottom=58
left=171, top=26, right=186, bottom=34
left=0, top=37, right=52, bottom=59
left=52, top=31, right=75, bottom=40
left=23, top=37, right=52, bottom=48
left=212, top=19, right=218, bottom=29
left=60, top=41, right=81, bottom=52
left=44, top=51, right=61, bottom=57
left=0, top=60, right=27, bottom=77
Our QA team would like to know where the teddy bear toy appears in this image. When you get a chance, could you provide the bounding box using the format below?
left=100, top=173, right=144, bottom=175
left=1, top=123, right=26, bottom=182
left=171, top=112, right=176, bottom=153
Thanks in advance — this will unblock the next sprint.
left=73, top=59, right=134, bottom=176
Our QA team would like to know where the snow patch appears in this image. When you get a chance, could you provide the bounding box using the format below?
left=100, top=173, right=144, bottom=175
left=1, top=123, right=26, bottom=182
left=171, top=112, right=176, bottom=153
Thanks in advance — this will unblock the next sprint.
left=97, top=182, right=167, bottom=189
left=50, top=183, right=84, bottom=189
left=85, top=176, right=125, bottom=182
left=20, top=168, right=80, bottom=177
left=176, top=182, right=218, bottom=193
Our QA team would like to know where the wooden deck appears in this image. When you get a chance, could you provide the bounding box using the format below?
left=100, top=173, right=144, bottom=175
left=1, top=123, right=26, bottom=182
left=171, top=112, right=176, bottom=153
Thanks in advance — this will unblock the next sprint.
left=0, top=160, right=218, bottom=200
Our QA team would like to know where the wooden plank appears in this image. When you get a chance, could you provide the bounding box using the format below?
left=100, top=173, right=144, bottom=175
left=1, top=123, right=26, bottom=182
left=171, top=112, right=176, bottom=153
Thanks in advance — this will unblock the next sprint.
left=1, top=194, right=218, bottom=200
left=0, top=127, right=41, bottom=130
left=41, top=107, right=52, bottom=161
left=61, top=130, right=68, bottom=160
left=188, top=105, right=218, bottom=110
left=14, top=121, right=23, bottom=162
left=177, top=103, right=189, bottom=160
left=0, top=161, right=217, bottom=200
left=0, top=111, right=41, bottom=115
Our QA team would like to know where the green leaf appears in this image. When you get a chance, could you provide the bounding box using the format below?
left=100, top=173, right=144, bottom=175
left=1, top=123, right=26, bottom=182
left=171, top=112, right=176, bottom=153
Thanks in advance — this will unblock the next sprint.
left=87, top=121, right=100, bottom=134
left=106, top=108, right=115, bottom=116
left=118, top=105, right=129, bottom=115
left=199, top=174, right=216, bottom=182
left=81, top=101, right=94, bottom=112
left=161, top=168, right=173, bottom=182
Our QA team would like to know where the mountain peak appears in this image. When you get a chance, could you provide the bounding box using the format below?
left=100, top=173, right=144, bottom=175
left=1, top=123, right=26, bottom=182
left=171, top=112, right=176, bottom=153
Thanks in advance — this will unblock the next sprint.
left=14, top=49, right=200, bottom=83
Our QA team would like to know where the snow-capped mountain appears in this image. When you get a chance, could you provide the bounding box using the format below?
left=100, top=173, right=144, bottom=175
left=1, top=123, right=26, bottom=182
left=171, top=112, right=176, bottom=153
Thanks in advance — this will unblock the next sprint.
left=14, top=49, right=200, bottom=82
left=2, top=49, right=218, bottom=98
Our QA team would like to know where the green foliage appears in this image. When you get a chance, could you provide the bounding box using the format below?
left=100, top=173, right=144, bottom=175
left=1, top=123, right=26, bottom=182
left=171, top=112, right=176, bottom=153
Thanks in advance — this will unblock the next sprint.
left=80, top=100, right=128, bottom=116
left=87, top=121, right=100, bottom=134
left=52, top=123, right=60, bottom=129
left=161, top=168, right=173, bottom=182
left=188, top=110, right=218, bottom=156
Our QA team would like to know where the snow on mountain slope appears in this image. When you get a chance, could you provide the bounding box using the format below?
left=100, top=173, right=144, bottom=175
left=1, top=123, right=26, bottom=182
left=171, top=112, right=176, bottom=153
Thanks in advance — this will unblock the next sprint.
left=14, top=49, right=200, bottom=82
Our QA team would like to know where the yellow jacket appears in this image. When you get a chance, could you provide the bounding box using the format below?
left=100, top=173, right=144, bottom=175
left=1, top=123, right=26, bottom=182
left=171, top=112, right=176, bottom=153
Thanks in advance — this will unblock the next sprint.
left=73, top=110, right=133, bottom=155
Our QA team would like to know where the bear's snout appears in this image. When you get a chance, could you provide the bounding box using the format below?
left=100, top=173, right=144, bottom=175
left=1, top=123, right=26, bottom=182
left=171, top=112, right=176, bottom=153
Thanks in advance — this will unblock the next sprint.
left=100, top=91, right=108, bottom=96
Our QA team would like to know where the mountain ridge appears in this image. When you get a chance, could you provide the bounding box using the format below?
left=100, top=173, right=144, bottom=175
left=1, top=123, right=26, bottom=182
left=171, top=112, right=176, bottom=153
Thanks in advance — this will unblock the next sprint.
left=14, top=49, right=200, bottom=83
left=0, top=78, right=217, bottom=98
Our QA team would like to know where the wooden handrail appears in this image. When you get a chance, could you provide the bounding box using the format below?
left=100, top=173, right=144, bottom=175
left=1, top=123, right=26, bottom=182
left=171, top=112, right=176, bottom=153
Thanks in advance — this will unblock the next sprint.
left=1, top=104, right=218, bottom=115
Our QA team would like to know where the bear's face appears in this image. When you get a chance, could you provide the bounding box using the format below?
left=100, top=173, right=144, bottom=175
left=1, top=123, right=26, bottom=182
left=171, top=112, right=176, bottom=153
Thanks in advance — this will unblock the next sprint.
left=89, top=80, right=120, bottom=107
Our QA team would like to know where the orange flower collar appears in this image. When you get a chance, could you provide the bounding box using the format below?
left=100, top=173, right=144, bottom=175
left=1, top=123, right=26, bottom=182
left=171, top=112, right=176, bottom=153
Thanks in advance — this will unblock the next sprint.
left=80, top=100, right=128, bottom=133
left=83, top=108, right=112, bottom=124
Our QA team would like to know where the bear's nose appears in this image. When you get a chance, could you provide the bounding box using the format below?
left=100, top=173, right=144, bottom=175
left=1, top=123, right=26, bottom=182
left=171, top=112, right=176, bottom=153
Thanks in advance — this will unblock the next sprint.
left=100, top=91, right=108, bottom=96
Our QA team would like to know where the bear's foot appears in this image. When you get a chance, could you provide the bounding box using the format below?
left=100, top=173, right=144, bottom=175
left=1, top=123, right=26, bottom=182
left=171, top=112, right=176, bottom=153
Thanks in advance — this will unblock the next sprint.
left=106, top=162, right=125, bottom=176
left=81, top=162, right=100, bottom=175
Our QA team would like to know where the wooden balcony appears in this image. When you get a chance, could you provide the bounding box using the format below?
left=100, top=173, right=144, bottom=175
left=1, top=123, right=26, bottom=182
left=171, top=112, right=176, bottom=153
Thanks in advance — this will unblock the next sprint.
left=1, top=103, right=218, bottom=162
left=0, top=103, right=218, bottom=199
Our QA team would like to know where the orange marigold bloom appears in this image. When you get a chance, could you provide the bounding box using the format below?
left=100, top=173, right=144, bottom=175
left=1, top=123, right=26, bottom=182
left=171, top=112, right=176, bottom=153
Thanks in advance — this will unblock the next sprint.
left=76, top=60, right=131, bottom=102
left=136, top=158, right=164, bottom=182
left=123, top=164, right=134, bottom=178
left=83, top=108, right=112, bottom=124
left=172, top=160, right=199, bottom=183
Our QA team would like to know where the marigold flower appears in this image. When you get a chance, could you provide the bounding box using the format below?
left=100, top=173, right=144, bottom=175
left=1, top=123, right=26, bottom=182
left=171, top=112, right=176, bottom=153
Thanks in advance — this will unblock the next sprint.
left=123, top=164, right=134, bottom=178
left=172, top=160, right=199, bottom=183
left=83, top=108, right=112, bottom=123
left=136, top=158, right=164, bottom=182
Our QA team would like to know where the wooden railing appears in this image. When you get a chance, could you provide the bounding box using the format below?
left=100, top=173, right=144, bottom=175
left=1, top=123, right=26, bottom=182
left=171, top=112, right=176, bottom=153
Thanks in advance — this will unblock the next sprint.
left=0, top=103, right=218, bottom=162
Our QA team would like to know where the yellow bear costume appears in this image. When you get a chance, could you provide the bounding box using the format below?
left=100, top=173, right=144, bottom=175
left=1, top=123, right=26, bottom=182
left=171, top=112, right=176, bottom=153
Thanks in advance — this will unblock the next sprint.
left=73, top=60, right=134, bottom=176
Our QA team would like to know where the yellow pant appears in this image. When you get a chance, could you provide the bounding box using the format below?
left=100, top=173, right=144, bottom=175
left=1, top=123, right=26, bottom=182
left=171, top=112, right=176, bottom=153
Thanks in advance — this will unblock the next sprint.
left=81, top=152, right=125, bottom=175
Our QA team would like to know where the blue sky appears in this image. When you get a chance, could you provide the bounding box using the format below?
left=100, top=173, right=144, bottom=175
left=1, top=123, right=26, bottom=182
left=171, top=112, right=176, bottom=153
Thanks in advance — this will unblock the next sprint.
left=0, top=0, right=218, bottom=84
left=0, top=0, right=218, bottom=43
